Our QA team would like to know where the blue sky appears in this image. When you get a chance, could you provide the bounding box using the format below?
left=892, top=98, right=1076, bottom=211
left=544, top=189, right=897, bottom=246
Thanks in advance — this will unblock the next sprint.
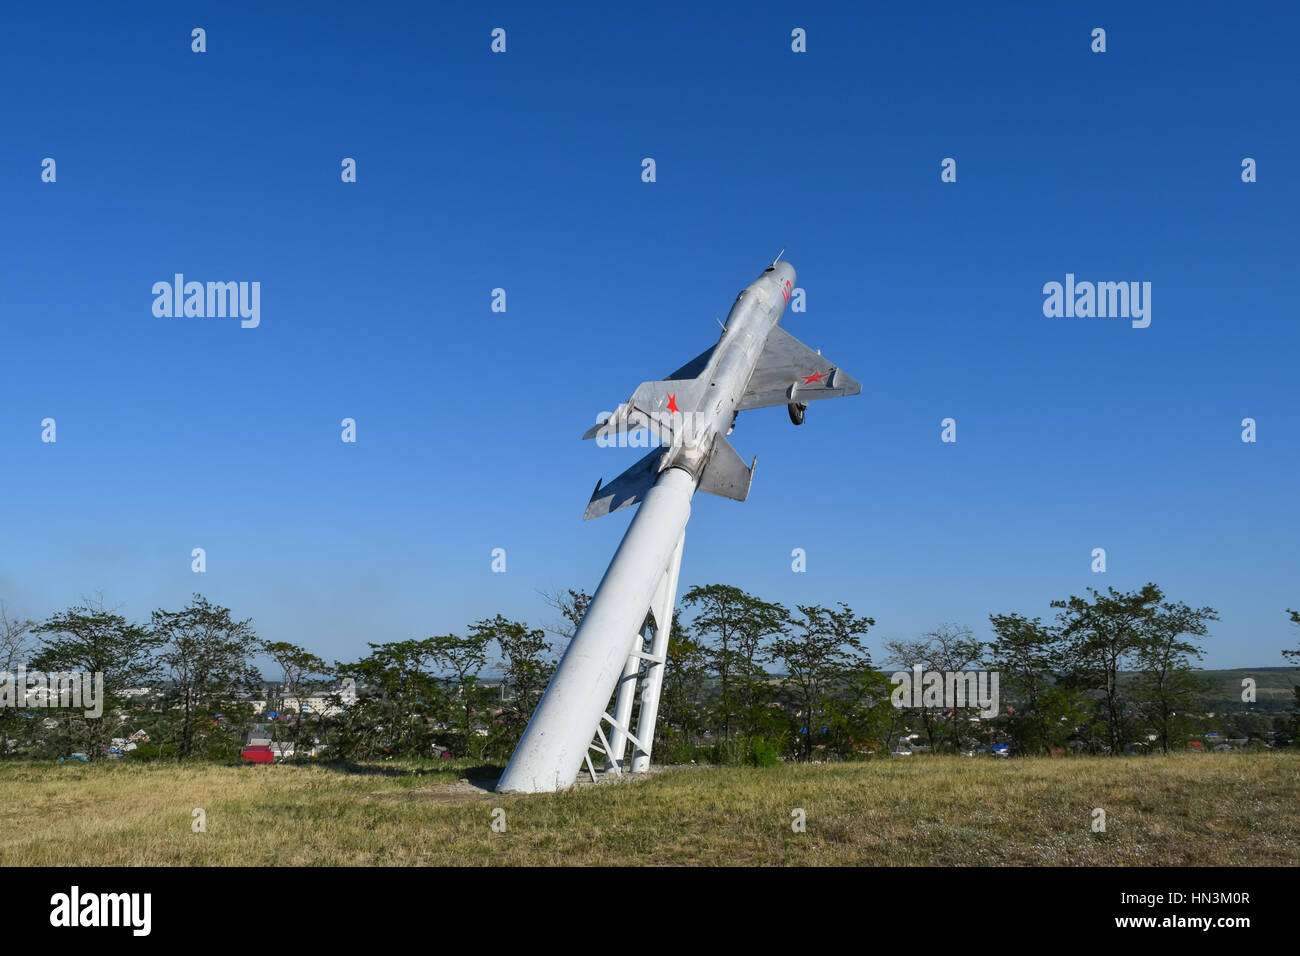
left=1, top=1, right=1296, bottom=669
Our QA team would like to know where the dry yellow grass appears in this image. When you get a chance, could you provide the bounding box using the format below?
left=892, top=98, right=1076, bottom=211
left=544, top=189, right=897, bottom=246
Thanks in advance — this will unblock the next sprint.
left=0, top=753, right=1295, bottom=865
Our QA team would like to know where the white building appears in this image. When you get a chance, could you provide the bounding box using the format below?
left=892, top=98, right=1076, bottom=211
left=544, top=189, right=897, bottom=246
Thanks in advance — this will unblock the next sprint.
left=280, top=682, right=357, bottom=717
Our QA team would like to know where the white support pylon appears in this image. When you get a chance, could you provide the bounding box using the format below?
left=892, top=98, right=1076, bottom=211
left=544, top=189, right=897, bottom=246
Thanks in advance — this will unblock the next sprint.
left=603, top=627, right=643, bottom=772
left=631, top=530, right=683, bottom=772
left=603, top=528, right=684, bottom=773
left=496, top=467, right=696, bottom=793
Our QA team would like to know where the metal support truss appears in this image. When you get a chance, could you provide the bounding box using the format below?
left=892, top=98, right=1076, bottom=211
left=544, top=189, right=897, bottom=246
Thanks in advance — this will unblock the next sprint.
left=601, top=530, right=683, bottom=774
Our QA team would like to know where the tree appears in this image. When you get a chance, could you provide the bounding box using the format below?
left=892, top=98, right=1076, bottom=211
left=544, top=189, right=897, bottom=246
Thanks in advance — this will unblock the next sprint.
left=731, top=596, right=790, bottom=739
left=1283, top=609, right=1300, bottom=734
left=427, top=633, right=491, bottom=760
left=334, top=639, right=445, bottom=759
left=470, top=615, right=552, bottom=755
left=1053, top=585, right=1155, bottom=754
left=1130, top=599, right=1216, bottom=754
left=769, top=603, right=875, bottom=761
left=884, top=637, right=934, bottom=751
left=683, top=584, right=786, bottom=743
left=883, top=629, right=986, bottom=753
left=153, top=595, right=261, bottom=761
left=32, top=596, right=160, bottom=760
left=0, top=603, right=38, bottom=758
left=262, top=640, right=330, bottom=761
left=921, top=623, right=984, bottom=752
left=822, top=662, right=895, bottom=759
left=683, top=585, right=746, bottom=742
left=655, top=609, right=709, bottom=757
left=1054, top=583, right=1215, bottom=755
left=539, top=589, right=592, bottom=646
left=985, top=613, right=1082, bottom=756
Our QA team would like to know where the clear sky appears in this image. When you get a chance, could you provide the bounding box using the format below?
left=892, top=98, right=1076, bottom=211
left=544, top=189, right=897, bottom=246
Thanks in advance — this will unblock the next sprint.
left=1, top=1, right=1296, bottom=669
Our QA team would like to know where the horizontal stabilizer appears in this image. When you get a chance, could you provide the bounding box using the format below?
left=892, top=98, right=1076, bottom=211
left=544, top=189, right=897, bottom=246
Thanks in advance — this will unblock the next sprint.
left=583, top=375, right=709, bottom=445
left=584, top=447, right=664, bottom=520
left=582, top=403, right=642, bottom=441
left=630, top=375, right=705, bottom=420
left=697, top=435, right=756, bottom=502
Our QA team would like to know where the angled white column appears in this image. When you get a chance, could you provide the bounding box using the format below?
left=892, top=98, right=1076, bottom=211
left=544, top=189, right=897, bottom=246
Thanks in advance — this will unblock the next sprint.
left=497, top=467, right=696, bottom=793
left=631, top=529, right=683, bottom=772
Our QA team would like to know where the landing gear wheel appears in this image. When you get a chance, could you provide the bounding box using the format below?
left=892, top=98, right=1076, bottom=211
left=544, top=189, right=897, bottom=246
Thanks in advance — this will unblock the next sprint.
left=788, top=402, right=807, bottom=426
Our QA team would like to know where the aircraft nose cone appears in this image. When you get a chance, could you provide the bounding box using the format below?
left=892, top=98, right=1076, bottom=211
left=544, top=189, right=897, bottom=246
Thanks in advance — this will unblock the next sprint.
left=769, top=260, right=796, bottom=288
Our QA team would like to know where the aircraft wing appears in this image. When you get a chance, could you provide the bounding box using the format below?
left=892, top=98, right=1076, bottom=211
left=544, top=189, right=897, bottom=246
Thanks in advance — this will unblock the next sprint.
left=737, top=325, right=862, bottom=411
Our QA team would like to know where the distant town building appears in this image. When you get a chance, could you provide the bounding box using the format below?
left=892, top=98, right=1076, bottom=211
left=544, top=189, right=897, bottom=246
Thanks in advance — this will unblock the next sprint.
left=280, top=682, right=357, bottom=717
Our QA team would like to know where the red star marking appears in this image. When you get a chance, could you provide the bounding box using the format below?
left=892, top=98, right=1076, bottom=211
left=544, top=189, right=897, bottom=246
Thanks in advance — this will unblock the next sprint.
left=801, top=370, right=828, bottom=385
left=666, top=393, right=679, bottom=414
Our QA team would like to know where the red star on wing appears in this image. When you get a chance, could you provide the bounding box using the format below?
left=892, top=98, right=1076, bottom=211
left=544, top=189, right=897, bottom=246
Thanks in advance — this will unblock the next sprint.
left=666, top=393, right=679, bottom=414
left=801, top=370, right=828, bottom=385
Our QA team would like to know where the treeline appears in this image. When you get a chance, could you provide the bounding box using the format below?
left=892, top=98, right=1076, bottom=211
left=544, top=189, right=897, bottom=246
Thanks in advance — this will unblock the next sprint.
left=1, top=595, right=274, bottom=762
left=0, top=594, right=560, bottom=764
left=632, top=582, right=1293, bottom=761
left=1, top=584, right=1295, bottom=765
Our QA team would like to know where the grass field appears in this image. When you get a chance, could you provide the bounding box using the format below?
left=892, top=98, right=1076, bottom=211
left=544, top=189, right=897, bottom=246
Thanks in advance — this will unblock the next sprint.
left=0, top=753, right=1296, bottom=866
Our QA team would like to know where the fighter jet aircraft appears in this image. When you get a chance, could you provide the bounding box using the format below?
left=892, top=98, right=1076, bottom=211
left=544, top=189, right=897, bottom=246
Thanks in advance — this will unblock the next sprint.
left=581, top=255, right=862, bottom=520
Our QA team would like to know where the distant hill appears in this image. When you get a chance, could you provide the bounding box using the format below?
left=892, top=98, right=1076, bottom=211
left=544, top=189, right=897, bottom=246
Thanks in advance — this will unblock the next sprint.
left=1102, top=666, right=1294, bottom=714
left=1186, top=666, right=1296, bottom=713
